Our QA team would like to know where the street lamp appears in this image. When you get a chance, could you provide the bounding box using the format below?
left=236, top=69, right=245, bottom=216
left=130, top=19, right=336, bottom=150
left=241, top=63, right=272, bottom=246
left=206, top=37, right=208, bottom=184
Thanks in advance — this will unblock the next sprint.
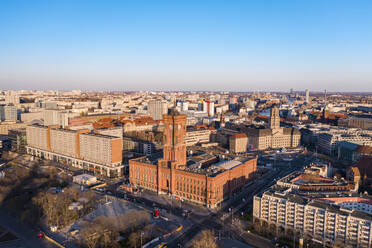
left=140, top=232, right=144, bottom=247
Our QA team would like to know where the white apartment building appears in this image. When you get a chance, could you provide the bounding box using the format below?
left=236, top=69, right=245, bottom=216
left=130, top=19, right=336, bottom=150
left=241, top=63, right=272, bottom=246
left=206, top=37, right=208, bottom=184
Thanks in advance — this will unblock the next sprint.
left=0, top=105, right=17, bottom=122
left=44, top=109, right=79, bottom=127
left=339, top=117, right=372, bottom=130
left=215, top=104, right=229, bottom=115
left=254, top=190, right=372, bottom=248
left=185, top=129, right=211, bottom=146
left=148, top=100, right=168, bottom=121
left=176, top=101, right=189, bottom=112
left=4, top=91, right=19, bottom=105
left=318, top=129, right=372, bottom=156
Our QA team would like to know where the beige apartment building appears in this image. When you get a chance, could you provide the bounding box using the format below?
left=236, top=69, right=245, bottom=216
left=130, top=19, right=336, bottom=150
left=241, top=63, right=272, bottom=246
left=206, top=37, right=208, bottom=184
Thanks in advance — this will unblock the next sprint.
left=26, top=124, right=50, bottom=150
left=94, top=126, right=123, bottom=138
left=26, top=124, right=123, bottom=177
left=185, top=128, right=211, bottom=146
left=253, top=190, right=372, bottom=248
left=50, top=128, right=78, bottom=157
left=79, top=133, right=122, bottom=166
left=339, top=117, right=372, bottom=130
left=0, top=122, right=26, bottom=135
left=229, top=133, right=248, bottom=153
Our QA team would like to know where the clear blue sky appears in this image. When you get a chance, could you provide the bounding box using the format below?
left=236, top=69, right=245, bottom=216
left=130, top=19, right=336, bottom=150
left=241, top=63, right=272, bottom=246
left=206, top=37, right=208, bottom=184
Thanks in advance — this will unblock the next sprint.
left=1, top=0, right=372, bottom=92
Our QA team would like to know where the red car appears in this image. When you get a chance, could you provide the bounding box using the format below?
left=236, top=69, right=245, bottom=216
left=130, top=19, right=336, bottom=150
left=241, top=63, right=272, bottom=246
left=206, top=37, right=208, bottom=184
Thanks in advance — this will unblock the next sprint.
left=37, top=232, right=44, bottom=239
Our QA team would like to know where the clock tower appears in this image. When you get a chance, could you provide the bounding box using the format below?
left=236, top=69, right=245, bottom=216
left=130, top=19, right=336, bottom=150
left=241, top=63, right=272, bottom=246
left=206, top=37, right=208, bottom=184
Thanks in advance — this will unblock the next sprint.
left=161, top=109, right=187, bottom=168
left=269, top=106, right=280, bottom=130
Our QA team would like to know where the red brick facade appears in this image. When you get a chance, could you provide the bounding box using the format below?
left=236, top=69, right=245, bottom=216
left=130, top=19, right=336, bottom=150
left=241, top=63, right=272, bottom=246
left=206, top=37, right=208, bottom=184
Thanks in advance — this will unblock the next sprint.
left=129, top=112, right=257, bottom=208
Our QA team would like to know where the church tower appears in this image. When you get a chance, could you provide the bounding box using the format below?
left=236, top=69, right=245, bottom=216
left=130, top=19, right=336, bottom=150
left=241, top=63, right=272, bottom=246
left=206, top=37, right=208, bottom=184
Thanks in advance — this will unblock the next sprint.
left=269, top=106, right=280, bottom=130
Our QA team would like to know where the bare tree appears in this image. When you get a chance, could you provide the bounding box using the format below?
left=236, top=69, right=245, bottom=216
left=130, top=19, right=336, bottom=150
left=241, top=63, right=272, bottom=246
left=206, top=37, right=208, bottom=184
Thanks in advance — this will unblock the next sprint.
left=80, top=216, right=119, bottom=248
left=128, top=231, right=140, bottom=248
left=121, top=210, right=151, bottom=232
left=192, top=230, right=217, bottom=248
left=80, top=225, right=101, bottom=248
left=32, top=186, right=92, bottom=228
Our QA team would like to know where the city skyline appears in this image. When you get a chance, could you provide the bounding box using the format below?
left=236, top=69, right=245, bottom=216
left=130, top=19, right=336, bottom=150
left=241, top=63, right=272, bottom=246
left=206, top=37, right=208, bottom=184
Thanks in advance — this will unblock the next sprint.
left=1, top=0, right=372, bottom=92
left=1, top=1, right=372, bottom=247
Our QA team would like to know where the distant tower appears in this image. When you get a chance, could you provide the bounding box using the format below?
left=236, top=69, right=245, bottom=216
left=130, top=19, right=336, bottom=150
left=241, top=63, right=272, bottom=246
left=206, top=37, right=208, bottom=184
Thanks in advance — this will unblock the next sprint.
left=220, top=113, right=225, bottom=128
left=324, top=89, right=327, bottom=102
left=305, top=89, right=309, bottom=104
left=5, top=91, right=19, bottom=105
left=148, top=100, right=168, bottom=120
left=269, top=106, right=280, bottom=130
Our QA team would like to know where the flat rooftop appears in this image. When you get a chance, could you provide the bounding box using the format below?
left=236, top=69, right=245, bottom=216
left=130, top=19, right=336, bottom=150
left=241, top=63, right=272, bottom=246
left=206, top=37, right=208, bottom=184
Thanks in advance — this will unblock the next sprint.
left=81, top=132, right=121, bottom=139
left=261, top=189, right=372, bottom=220
left=135, top=151, right=253, bottom=177
left=213, top=159, right=244, bottom=170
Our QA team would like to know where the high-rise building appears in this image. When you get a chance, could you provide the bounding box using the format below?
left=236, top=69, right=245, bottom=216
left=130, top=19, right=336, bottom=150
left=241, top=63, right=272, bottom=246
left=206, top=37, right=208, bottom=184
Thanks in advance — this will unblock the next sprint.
left=43, top=110, right=79, bottom=127
left=8, top=128, right=27, bottom=153
left=305, top=89, right=309, bottom=103
left=176, top=101, right=189, bottom=112
left=229, top=96, right=238, bottom=105
left=4, top=91, right=19, bottom=105
left=148, top=100, right=168, bottom=120
left=0, top=105, right=17, bottom=122
left=198, top=100, right=215, bottom=117
left=204, top=101, right=214, bottom=117
left=26, top=124, right=123, bottom=177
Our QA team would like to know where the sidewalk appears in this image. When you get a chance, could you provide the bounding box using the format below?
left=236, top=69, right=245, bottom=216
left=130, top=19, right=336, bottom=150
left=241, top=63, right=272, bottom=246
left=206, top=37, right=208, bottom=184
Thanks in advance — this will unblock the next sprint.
left=139, top=190, right=213, bottom=216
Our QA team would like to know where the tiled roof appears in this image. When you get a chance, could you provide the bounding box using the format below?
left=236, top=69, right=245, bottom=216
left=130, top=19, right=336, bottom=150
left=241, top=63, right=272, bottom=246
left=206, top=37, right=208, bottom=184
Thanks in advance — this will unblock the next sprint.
left=356, top=145, right=372, bottom=155
left=233, top=133, right=247, bottom=139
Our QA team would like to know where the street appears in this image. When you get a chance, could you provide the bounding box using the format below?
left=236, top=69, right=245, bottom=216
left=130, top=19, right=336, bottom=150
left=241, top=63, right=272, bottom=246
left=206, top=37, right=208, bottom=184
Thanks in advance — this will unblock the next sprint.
left=0, top=210, right=54, bottom=248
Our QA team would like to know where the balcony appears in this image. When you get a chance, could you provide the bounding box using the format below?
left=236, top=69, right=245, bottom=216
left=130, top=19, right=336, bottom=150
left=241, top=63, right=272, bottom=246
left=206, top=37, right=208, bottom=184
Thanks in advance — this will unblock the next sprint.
left=326, top=227, right=335, bottom=232
left=348, top=227, right=358, bottom=232
left=347, top=233, right=357, bottom=239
